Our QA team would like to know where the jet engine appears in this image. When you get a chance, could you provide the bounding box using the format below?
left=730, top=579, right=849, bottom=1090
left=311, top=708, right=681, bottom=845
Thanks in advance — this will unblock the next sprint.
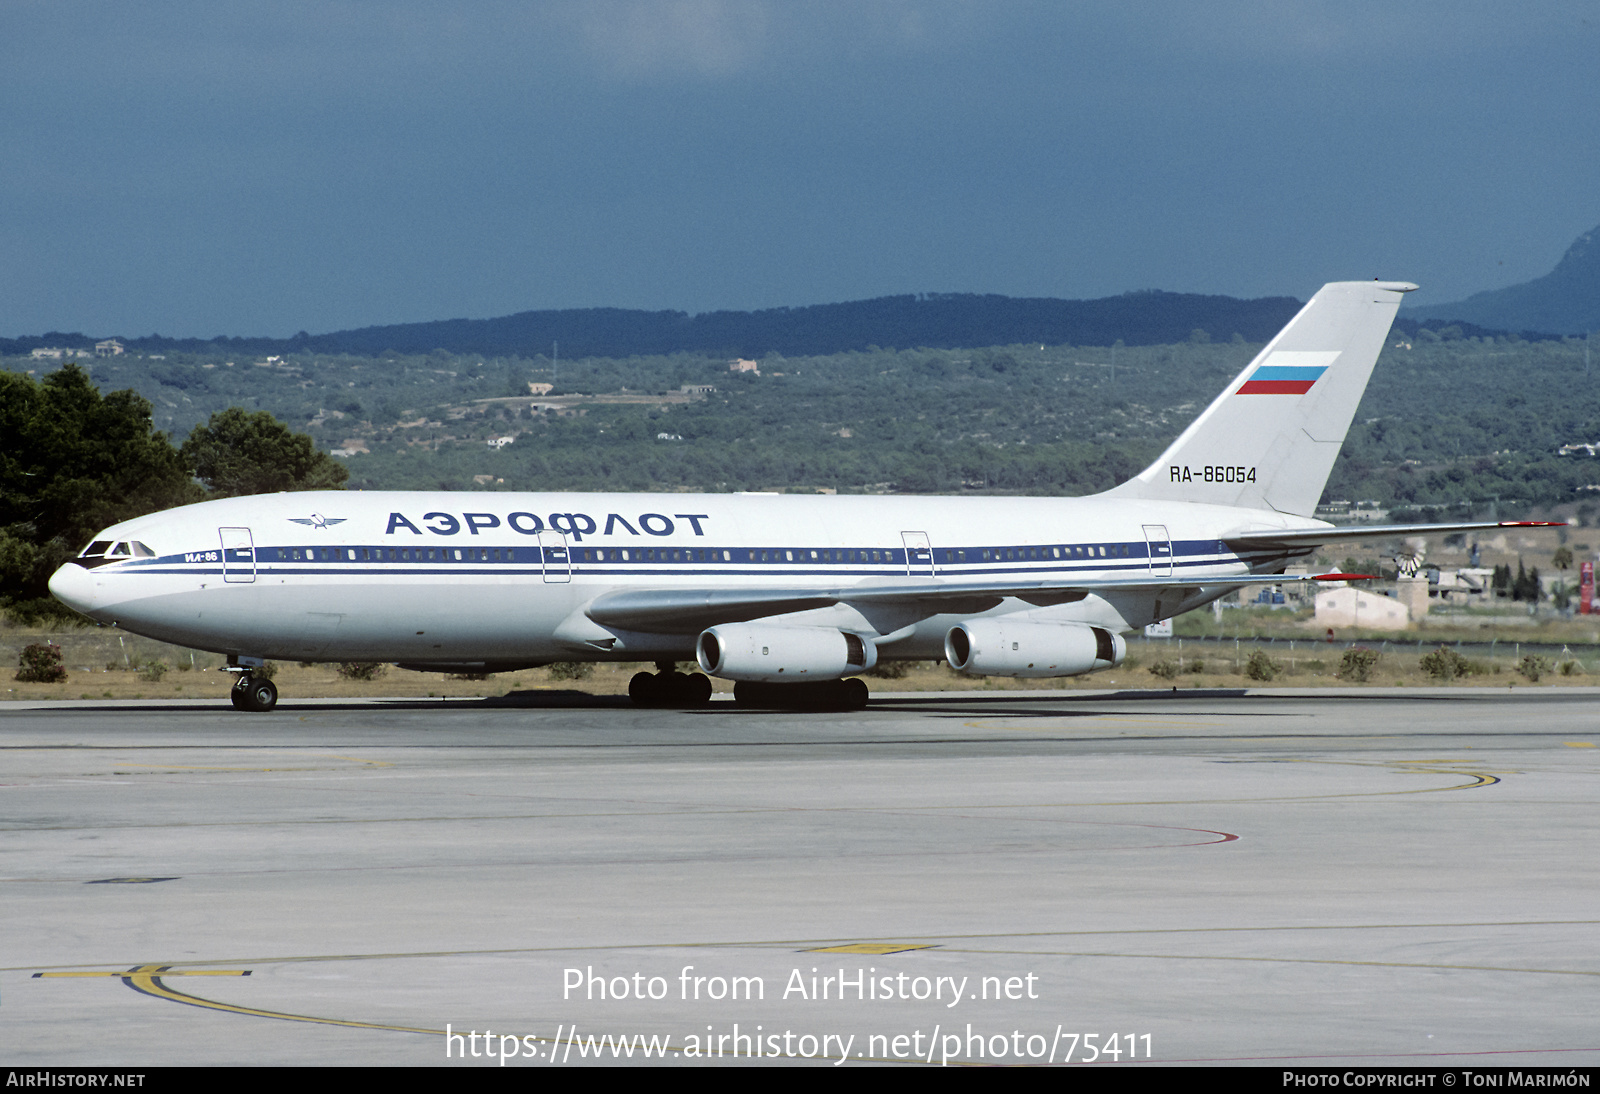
left=944, top=619, right=1123, bottom=678
left=696, top=623, right=876, bottom=682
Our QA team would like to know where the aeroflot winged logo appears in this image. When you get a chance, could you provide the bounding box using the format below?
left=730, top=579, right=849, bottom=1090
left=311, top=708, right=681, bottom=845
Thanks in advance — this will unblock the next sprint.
left=1235, top=350, right=1341, bottom=395
left=288, top=513, right=347, bottom=530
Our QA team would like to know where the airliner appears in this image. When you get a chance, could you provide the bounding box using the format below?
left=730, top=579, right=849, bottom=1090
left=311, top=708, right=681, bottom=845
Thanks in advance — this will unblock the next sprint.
left=48, top=280, right=1554, bottom=711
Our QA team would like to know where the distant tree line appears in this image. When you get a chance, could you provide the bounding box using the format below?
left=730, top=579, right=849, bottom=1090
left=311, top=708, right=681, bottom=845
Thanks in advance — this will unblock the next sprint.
left=1, top=290, right=1310, bottom=359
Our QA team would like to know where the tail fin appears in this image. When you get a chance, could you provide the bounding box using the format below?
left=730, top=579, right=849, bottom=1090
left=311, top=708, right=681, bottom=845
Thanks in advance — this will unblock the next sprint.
left=1103, top=279, right=1416, bottom=516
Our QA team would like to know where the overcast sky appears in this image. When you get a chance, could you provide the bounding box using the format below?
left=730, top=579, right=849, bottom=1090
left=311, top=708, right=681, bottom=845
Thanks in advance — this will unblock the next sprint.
left=4, top=1, right=1597, bottom=338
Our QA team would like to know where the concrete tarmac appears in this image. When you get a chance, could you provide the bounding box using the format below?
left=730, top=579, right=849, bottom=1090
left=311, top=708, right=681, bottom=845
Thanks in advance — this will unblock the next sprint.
left=2, top=687, right=1597, bottom=1067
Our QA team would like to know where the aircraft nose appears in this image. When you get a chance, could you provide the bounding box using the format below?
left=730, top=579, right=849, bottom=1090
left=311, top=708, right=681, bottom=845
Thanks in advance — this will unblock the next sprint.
left=48, top=563, right=97, bottom=614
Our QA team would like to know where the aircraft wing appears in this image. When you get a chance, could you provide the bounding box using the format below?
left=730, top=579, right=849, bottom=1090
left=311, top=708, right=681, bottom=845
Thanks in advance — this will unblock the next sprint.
left=1227, top=520, right=1562, bottom=549
left=584, top=570, right=1359, bottom=635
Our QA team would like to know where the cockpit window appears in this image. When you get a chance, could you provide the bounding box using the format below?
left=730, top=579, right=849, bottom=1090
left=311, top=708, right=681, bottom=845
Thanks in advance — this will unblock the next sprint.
left=82, top=541, right=112, bottom=557
left=130, top=542, right=156, bottom=557
left=109, top=543, right=130, bottom=557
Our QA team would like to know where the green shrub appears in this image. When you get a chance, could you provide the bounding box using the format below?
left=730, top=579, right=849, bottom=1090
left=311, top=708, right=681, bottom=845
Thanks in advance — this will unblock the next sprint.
left=1420, top=647, right=1469, bottom=681
left=1187, top=658, right=1206, bottom=674
left=336, top=662, right=386, bottom=681
left=1148, top=659, right=1181, bottom=680
left=867, top=660, right=910, bottom=679
left=1559, top=659, right=1584, bottom=677
left=1518, top=655, right=1550, bottom=682
left=548, top=661, right=593, bottom=680
left=1338, top=647, right=1380, bottom=683
left=16, top=643, right=66, bottom=683
left=1244, top=650, right=1279, bottom=682
left=138, top=660, right=169, bottom=682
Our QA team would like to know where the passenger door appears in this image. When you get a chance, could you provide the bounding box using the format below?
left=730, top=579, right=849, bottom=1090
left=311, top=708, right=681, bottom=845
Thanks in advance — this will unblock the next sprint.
left=901, top=531, right=935, bottom=577
left=219, top=527, right=256, bottom=584
left=1142, top=525, right=1173, bottom=577
left=539, top=531, right=571, bottom=583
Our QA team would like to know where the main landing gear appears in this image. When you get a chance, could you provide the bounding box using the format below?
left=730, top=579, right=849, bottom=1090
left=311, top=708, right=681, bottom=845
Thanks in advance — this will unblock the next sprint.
left=230, top=673, right=279, bottom=712
left=732, top=678, right=869, bottom=711
left=629, top=662, right=714, bottom=707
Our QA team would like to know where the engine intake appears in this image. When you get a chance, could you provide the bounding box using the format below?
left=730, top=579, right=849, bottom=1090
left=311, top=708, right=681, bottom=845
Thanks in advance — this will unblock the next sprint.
left=945, top=619, right=1123, bottom=678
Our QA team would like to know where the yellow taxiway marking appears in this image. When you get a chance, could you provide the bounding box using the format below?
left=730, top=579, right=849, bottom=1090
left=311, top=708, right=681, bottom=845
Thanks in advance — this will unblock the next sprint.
left=807, top=943, right=936, bottom=955
left=1565, top=741, right=1596, bottom=748
left=58, top=964, right=445, bottom=1035
left=35, top=969, right=249, bottom=978
left=32, top=963, right=882, bottom=1063
left=19, top=920, right=1597, bottom=975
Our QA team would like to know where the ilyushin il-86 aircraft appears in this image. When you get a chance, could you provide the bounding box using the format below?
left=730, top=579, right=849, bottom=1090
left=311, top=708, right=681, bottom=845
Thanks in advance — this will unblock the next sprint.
left=48, top=280, right=1557, bottom=711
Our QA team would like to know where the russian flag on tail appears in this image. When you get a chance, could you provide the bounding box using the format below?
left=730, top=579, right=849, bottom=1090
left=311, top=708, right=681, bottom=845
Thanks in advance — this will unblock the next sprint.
left=1236, top=350, right=1341, bottom=395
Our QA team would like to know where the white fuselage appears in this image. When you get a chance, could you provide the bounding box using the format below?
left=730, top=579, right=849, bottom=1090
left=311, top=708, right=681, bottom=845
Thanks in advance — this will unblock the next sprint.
left=49, top=489, right=1307, bottom=665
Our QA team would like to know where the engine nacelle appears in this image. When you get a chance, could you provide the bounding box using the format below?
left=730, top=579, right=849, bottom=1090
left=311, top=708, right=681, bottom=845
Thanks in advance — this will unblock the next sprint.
left=697, top=624, right=876, bottom=682
left=944, top=619, right=1124, bottom=678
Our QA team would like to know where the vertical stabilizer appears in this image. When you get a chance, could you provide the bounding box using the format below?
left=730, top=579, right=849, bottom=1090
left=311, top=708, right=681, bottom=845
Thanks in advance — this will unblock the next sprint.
left=1103, top=280, right=1415, bottom=516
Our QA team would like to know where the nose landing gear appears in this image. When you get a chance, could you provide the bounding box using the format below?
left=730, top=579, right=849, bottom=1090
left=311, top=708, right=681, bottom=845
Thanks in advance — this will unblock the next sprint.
left=230, top=674, right=279, bottom=712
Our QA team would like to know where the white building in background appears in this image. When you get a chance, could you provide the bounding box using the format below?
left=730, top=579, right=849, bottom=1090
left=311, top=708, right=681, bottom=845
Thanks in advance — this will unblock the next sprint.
left=1314, top=586, right=1411, bottom=630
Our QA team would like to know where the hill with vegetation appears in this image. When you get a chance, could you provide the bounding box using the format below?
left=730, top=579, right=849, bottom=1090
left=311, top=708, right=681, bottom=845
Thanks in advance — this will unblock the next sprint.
left=1406, top=222, right=1600, bottom=336
left=6, top=321, right=1597, bottom=519
left=2, top=290, right=1309, bottom=360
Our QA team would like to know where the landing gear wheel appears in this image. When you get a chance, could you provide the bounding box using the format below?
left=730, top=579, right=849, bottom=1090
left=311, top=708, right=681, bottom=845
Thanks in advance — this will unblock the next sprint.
left=733, top=678, right=869, bottom=711
left=231, top=674, right=278, bottom=712
left=841, top=677, right=869, bottom=710
left=246, top=677, right=279, bottom=712
left=628, top=669, right=714, bottom=707
left=628, top=671, right=659, bottom=705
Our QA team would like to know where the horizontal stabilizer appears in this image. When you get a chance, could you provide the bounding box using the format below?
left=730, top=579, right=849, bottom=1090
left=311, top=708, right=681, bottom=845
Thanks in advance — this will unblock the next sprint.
left=1226, top=520, right=1564, bottom=549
